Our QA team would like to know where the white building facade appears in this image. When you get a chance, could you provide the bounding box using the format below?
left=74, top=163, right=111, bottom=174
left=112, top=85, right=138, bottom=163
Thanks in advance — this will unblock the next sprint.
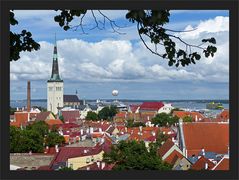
left=47, top=39, right=64, bottom=114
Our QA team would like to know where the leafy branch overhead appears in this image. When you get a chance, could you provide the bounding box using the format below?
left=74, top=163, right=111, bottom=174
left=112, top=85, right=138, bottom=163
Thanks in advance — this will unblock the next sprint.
left=10, top=10, right=217, bottom=67
left=10, top=11, right=40, bottom=61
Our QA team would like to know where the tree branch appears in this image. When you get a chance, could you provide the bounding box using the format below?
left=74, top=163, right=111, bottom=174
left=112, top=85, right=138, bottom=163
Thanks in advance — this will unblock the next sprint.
left=137, top=23, right=164, bottom=57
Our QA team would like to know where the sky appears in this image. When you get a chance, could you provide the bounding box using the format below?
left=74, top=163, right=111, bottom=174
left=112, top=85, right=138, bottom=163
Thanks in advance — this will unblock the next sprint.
left=10, top=10, right=229, bottom=100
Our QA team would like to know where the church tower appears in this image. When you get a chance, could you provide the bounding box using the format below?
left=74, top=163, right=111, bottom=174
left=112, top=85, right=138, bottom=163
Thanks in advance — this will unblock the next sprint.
left=47, top=35, right=64, bottom=115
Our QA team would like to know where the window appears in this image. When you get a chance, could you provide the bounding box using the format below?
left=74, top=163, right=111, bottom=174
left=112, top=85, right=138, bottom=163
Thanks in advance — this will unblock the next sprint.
left=86, top=158, right=90, bottom=163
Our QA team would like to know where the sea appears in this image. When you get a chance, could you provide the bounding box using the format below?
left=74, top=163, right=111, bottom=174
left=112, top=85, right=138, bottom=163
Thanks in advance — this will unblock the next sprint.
left=10, top=99, right=229, bottom=116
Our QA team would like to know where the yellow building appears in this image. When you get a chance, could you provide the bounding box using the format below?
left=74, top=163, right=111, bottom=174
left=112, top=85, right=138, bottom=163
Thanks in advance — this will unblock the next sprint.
left=67, top=150, right=104, bottom=170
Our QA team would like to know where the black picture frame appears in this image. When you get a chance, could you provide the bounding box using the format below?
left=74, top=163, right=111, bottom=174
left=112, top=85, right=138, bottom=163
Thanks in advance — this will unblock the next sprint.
left=1, top=0, right=238, bottom=179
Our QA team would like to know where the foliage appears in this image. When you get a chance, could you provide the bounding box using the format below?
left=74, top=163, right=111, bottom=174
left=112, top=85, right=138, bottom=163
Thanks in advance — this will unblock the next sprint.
left=10, top=10, right=217, bottom=67
left=125, top=10, right=217, bottom=67
left=98, top=106, right=118, bottom=121
left=10, top=126, right=44, bottom=153
left=182, top=116, right=193, bottom=122
left=126, top=119, right=145, bottom=127
left=10, top=121, right=65, bottom=153
left=85, top=111, right=98, bottom=121
left=10, top=126, right=22, bottom=152
left=10, top=11, right=40, bottom=61
left=58, top=166, right=74, bottom=171
left=170, top=107, right=183, bottom=115
left=148, top=132, right=169, bottom=155
left=152, top=113, right=179, bottom=127
left=45, top=131, right=65, bottom=147
left=26, top=121, right=49, bottom=137
left=103, top=140, right=172, bottom=170
left=10, top=106, right=17, bottom=115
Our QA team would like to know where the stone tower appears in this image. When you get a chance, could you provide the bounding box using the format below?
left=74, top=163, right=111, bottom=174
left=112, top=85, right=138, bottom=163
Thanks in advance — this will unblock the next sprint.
left=47, top=35, right=64, bottom=115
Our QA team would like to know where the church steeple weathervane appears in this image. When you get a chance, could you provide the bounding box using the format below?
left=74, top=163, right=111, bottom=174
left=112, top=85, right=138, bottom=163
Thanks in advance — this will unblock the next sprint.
left=48, top=34, right=63, bottom=82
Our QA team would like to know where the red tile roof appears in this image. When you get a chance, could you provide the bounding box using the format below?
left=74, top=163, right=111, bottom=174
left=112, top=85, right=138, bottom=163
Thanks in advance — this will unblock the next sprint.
left=173, top=111, right=205, bottom=122
left=92, top=132, right=104, bottom=138
left=15, top=112, right=28, bottom=123
left=56, top=123, right=80, bottom=130
left=191, top=156, right=215, bottom=170
left=79, top=162, right=115, bottom=170
left=129, top=104, right=141, bottom=113
left=61, top=110, right=80, bottom=122
left=35, top=111, right=52, bottom=121
left=182, top=122, right=229, bottom=156
left=44, top=147, right=58, bottom=154
left=217, top=109, right=229, bottom=121
left=115, top=112, right=127, bottom=118
left=158, top=139, right=175, bottom=157
left=37, top=166, right=52, bottom=170
left=50, top=145, right=104, bottom=167
left=164, top=150, right=184, bottom=165
left=212, top=157, right=229, bottom=170
left=139, top=102, right=164, bottom=111
left=10, top=112, right=29, bottom=127
left=45, top=119, right=63, bottom=126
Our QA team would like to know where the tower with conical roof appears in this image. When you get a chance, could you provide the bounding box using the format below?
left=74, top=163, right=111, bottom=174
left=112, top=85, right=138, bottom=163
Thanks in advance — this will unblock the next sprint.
left=47, top=35, right=64, bottom=114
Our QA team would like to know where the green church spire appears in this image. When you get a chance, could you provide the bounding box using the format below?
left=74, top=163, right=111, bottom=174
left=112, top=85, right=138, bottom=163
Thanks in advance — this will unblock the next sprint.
left=48, top=34, right=63, bottom=82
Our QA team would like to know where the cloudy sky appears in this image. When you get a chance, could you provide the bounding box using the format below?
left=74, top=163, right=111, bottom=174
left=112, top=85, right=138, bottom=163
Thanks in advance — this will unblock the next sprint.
left=10, top=10, right=229, bottom=100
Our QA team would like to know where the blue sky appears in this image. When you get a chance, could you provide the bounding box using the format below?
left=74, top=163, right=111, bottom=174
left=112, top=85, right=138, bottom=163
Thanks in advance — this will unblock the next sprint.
left=10, top=10, right=229, bottom=100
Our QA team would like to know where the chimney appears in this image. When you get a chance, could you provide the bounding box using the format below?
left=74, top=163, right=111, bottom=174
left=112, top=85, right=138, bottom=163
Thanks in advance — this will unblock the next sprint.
left=55, top=144, right=59, bottom=152
left=96, top=161, right=100, bottom=168
left=125, top=127, right=127, bottom=132
left=27, top=81, right=31, bottom=112
left=205, top=162, right=208, bottom=170
left=202, top=148, right=205, bottom=156
left=139, top=126, right=142, bottom=132
left=86, top=167, right=90, bottom=170
left=101, top=162, right=105, bottom=170
left=195, top=115, right=198, bottom=122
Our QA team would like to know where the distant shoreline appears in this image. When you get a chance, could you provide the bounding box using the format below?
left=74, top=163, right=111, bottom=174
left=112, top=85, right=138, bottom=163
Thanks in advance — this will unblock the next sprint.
left=10, top=99, right=230, bottom=102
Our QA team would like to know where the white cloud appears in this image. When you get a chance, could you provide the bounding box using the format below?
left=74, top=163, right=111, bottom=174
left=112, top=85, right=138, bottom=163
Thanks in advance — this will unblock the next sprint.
left=10, top=16, right=229, bottom=86
left=177, top=16, right=229, bottom=39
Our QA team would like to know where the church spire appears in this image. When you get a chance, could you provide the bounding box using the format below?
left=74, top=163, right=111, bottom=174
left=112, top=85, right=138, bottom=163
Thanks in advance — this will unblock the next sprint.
left=48, top=34, right=63, bottom=82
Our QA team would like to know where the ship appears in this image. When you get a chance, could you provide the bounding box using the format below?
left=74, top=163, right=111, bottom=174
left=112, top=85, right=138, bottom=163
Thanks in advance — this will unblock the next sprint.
left=206, top=102, right=224, bottom=110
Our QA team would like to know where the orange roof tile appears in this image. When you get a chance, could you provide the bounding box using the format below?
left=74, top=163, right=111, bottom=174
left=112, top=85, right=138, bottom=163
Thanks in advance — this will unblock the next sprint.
left=191, top=156, right=215, bottom=170
left=158, top=139, right=175, bottom=157
left=15, top=112, right=28, bottom=123
left=173, top=111, right=204, bottom=122
left=115, top=112, right=127, bottom=118
left=183, top=123, right=229, bottom=156
left=217, top=109, right=229, bottom=121
left=213, top=157, right=229, bottom=170
left=45, top=119, right=63, bottom=126
left=164, top=150, right=183, bottom=165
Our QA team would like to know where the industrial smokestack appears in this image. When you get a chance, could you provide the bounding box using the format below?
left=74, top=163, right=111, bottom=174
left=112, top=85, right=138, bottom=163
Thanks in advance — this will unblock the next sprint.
left=27, top=81, right=31, bottom=112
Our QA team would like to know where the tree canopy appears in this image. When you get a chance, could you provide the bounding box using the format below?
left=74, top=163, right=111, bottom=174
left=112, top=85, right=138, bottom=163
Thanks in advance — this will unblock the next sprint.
left=85, top=111, right=98, bottom=121
left=98, top=106, right=117, bottom=121
left=182, top=116, right=193, bottom=122
left=10, top=10, right=217, bottom=67
left=151, top=112, right=179, bottom=127
left=10, top=121, right=65, bottom=153
left=103, top=140, right=172, bottom=170
left=126, top=119, right=146, bottom=127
